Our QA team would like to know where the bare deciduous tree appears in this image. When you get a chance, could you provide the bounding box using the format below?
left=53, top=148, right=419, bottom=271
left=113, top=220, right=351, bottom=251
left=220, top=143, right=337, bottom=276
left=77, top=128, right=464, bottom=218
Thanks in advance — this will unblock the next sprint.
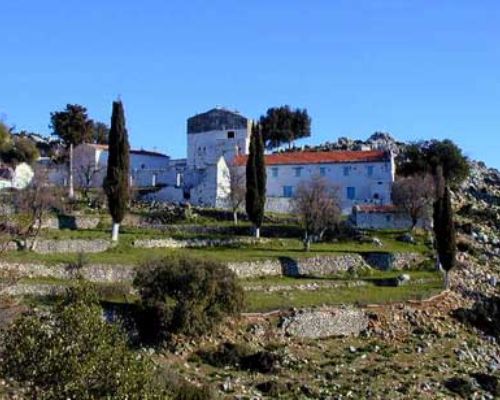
left=222, top=163, right=246, bottom=225
left=0, top=196, right=16, bottom=254
left=292, top=176, right=341, bottom=251
left=76, top=162, right=102, bottom=203
left=391, top=173, right=435, bottom=231
left=13, top=167, right=61, bottom=250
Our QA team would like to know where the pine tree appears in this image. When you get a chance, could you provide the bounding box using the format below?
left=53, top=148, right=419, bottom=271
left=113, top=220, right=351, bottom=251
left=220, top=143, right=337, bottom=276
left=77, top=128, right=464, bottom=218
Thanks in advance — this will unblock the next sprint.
left=433, top=166, right=456, bottom=289
left=245, top=123, right=266, bottom=238
left=50, top=104, right=94, bottom=199
left=103, top=101, right=130, bottom=242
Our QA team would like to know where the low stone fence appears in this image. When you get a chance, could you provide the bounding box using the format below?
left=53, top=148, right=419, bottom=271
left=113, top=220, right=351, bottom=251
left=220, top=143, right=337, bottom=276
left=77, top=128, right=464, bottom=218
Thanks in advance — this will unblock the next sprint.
left=362, top=252, right=424, bottom=270
left=42, top=215, right=102, bottom=230
left=0, top=252, right=426, bottom=284
left=33, top=239, right=111, bottom=254
left=0, top=262, right=134, bottom=283
left=228, top=254, right=370, bottom=278
left=132, top=237, right=264, bottom=249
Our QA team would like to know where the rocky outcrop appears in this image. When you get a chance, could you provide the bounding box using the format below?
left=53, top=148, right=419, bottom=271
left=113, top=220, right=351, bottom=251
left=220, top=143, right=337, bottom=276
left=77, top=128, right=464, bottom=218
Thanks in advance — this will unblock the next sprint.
left=281, top=307, right=369, bottom=338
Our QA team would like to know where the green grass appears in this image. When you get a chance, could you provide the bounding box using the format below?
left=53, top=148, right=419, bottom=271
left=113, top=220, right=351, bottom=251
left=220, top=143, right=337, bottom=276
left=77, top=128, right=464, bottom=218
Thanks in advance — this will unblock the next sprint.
left=3, top=226, right=429, bottom=266
left=14, top=270, right=443, bottom=313
left=241, top=270, right=439, bottom=288
left=244, top=279, right=443, bottom=312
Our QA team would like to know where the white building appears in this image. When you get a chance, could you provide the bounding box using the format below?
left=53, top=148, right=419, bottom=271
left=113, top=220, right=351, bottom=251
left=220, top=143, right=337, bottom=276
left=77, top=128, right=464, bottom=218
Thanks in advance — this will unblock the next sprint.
left=350, top=204, right=431, bottom=230
left=63, top=143, right=171, bottom=189
left=186, top=108, right=251, bottom=169
left=45, top=107, right=397, bottom=215
left=235, top=149, right=395, bottom=214
left=0, top=163, right=34, bottom=190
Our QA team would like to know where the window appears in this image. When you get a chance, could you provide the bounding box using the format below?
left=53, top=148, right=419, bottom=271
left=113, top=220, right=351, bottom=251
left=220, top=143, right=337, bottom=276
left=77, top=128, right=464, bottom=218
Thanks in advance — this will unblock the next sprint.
left=319, top=167, right=326, bottom=177
left=386, top=215, right=392, bottom=222
left=346, top=186, right=356, bottom=200
left=283, top=185, right=294, bottom=198
left=367, top=166, right=374, bottom=177
left=227, top=131, right=235, bottom=139
left=271, top=167, right=279, bottom=178
left=294, top=167, right=302, bottom=177
left=343, top=166, right=349, bottom=176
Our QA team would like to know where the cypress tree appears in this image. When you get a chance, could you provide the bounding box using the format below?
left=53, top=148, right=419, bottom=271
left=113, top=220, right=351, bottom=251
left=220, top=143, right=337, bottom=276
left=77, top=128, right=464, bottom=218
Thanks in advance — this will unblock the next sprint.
left=433, top=167, right=456, bottom=289
left=246, top=123, right=266, bottom=238
left=103, top=101, right=130, bottom=242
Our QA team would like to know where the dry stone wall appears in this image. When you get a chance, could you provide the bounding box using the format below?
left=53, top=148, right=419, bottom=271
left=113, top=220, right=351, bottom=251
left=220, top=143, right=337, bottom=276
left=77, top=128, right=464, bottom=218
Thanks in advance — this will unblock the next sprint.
left=281, top=307, right=369, bottom=338
left=362, top=252, right=424, bottom=270
left=33, top=239, right=111, bottom=254
left=0, top=262, right=134, bottom=283
left=228, top=254, right=370, bottom=278
left=42, top=215, right=102, bottom=230
left=133, top=237, right=263, bottom=249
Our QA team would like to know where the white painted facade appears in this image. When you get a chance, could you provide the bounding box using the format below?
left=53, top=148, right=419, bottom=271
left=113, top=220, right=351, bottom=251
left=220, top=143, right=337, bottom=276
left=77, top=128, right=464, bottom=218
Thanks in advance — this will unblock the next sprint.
left=350, top=205, right=430, bottom=230
left=263, top=159, right=394, bottom=214
left=43, top=108, right=398, bottom=217
left=71, top=143, right=171, bottom=189
left=187, top=128, right=250, bottom=170
left=0, top=163, right=34, bottom=190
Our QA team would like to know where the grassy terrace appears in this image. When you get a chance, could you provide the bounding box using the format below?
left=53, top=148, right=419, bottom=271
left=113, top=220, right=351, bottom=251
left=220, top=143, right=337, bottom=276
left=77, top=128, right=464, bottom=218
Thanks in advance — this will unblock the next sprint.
left=2, top=227, right=430, bottom=266
left=242, top=270, right=443, bottom=312
left=17, top=270, right=443, bottom=313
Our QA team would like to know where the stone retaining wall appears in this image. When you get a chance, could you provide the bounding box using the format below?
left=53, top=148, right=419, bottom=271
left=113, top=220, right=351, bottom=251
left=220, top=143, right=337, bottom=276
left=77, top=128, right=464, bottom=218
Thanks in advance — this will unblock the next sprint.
left=0, top=252, right=425, bottom=283
left=42, top=215, right=102, bottom=230
left=33, top=239, right=111, bottom=254
left=133, top=237, right=263, bottom=249
left=228, top=254, right=370, bottom=278
left=362, top=252, right=424, bottom=270
left=0, top=262, right=134, bottom=283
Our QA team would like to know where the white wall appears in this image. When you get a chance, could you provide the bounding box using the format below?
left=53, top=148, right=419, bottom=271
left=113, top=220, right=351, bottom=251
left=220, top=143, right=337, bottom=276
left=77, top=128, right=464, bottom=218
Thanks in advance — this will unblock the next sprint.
left=72, top=144, right=172, bottom=189
left=187, top=128, right=250, bottom=169
left=259, top=159, right=393, bottom=214
left=352, top=210, right=429, bottom=230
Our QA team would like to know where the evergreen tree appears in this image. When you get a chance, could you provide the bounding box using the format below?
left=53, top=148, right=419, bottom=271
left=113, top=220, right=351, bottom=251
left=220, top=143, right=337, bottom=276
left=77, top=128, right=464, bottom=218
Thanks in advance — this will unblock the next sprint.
left=433, top=168, right=456, bottom=289
left=50, top=104, right=94, bottom=198
left=245, top=123, right=266, bottom=238
left=260, top=106, right=311, bottom=149
left=103, top=101, right=130, bottom=242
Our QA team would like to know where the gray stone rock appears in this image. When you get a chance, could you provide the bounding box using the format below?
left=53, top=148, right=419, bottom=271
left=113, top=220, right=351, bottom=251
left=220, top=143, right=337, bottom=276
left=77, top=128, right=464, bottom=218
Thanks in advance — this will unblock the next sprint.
left=282, top=308, right=369, bottom=339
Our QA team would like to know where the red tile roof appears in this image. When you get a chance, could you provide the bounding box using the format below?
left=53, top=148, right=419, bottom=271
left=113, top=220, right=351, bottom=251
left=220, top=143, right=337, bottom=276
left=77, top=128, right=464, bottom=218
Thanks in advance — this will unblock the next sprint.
left=234, top=150, right=389, bottom=166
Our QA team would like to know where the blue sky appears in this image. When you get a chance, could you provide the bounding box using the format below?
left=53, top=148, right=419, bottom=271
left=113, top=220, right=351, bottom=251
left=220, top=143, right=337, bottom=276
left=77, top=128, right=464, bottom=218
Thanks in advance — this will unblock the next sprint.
left=1, top=1, right=499, bottom=167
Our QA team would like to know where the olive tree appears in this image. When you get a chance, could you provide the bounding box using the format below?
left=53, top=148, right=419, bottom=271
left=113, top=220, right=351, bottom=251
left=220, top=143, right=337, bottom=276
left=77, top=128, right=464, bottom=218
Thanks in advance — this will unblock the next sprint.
left=0, top=283, right=162, bottom=399
left=134, top=256, right=244, bottom=343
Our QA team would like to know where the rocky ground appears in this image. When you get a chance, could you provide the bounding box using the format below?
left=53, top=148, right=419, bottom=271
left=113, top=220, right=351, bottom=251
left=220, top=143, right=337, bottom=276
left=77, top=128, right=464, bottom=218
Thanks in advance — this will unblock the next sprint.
left=149, top=160, right=499, bottom=399
left=0, top=160, right=498, bottom=399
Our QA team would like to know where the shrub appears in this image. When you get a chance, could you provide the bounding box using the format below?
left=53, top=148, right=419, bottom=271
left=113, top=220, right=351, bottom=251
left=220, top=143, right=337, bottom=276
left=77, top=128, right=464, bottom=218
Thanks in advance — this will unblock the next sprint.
left=0, top=283, right=162, bottom=399
left=134, top=256, right=244, bottom=342
left=241, top=350, right=280, bottom=373
left=198, top=342, right=253, bottom=368
left=198, top=342, right=280, bottom=373
left=443, top=377, right=474, bottom=398
left=172, top=381, right=214, bottom=400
